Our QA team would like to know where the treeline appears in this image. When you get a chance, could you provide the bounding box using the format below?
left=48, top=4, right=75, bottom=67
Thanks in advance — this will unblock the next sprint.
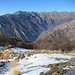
left=0, top=34, right=34, bottom=49
left=34, top=35, right=75, bottom=52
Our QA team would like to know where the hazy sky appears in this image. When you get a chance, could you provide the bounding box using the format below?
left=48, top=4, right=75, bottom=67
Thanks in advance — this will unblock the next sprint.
left=0, top=0, right=75, bottom=15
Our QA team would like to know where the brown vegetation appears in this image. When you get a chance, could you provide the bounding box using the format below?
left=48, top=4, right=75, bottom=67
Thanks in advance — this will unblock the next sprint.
left=0, top=34, right=34, bottom=49
left=34, top=34, right=75, bottom=52
left=8, top=61, right=20, bottom=75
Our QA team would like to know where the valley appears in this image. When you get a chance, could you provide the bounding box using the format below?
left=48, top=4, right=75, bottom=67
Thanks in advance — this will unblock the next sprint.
left=0, top=11, right=75, bottom=75
left=0, top=0, right=75, bottom=75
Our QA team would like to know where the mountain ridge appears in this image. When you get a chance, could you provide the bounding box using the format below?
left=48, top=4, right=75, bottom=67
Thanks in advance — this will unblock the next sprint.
left=0, top=11, right=75, bottom=41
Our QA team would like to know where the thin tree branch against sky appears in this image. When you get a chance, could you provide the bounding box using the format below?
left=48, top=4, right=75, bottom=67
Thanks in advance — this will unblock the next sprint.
left=0, top=0, right=75, bottom=15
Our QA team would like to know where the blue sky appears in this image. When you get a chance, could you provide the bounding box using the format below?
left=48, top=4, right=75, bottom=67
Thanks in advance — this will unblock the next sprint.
left=0, top=0, right=75, bottom=15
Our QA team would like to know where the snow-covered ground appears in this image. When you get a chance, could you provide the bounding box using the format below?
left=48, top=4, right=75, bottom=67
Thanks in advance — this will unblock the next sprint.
left=9, top=47, right=30, bottom=52
left=4, top=52, right=74, bottom=75
left=0, top=47, right=75, bottom=75
left=19, top=54, right=72, bottom=67
left=0, top=62, right=10, bottom=75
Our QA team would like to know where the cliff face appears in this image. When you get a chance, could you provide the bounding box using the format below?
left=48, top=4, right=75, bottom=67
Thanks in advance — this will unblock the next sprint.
left=0, top=11, right=75, bottom=41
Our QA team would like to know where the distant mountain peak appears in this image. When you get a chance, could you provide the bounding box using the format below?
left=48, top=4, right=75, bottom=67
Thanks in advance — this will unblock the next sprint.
left=14, top=11, right=27, bottom=15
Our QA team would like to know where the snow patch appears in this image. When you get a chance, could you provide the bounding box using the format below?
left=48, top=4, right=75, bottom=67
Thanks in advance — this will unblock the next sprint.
left=4, top=53, right=74, bottom=75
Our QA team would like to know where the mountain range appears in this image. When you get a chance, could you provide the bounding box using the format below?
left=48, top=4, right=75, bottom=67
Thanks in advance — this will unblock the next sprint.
left=0, top=11, right=75, bottom=42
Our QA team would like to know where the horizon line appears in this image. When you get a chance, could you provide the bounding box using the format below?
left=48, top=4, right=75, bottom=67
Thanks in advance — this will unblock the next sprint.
left=0, top=10, right=75, bottom=15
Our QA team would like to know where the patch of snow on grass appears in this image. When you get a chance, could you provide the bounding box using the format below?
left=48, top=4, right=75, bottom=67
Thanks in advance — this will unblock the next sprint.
left=63, top=66, right=75, bottom=70
left=50, top=54, right=73, bottom=59
left=17, top=53, right=74, bottom=75
left=21, top=66, right=50, bottom=75
left=19, top=54, right=72, bottom=67
left=4, top=53, right=74, bottom=75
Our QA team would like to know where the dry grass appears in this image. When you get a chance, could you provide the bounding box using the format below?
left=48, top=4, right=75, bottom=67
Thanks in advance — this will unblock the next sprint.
left=66, top=49, right=75, bottom=55
left=10, top=66, right=20, bottom=75
left=6, top=66, right=20, bottom=75
left=30, top=49, right=75, bottom=55
left=8, top=61, right=17, bottom=69
left=30, top=49, right=62, bottom=54
left=0, top=50, right=14, bottom=60
left=8, top=61, right=20, bottom=75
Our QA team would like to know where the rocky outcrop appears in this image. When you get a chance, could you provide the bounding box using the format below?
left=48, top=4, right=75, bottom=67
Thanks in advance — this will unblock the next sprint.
left=0, top=62, right=4, bottom=67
